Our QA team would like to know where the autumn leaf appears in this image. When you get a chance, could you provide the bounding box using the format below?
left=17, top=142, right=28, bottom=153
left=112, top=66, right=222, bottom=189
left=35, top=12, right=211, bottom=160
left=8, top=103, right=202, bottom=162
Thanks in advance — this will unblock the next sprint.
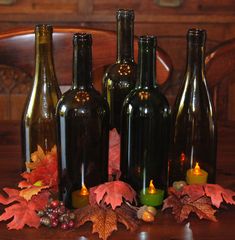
left=26, top=145, right=45, bottom=170
left=18, top=180, right=49, bottom=201
left=0, top=188, right=49, bottom=229
left=182, top=184, right=205, bottom=202
left=162, top=189, right=217, bottom=223
left=109, top=129, right=120, bottom=176
left=75, top=203, right=139, bottom=240
left=21, top=145, right=58, bottom=192
left=90, top=181, right=136, bottom=210
left=204, top=184, right=235, bottom=208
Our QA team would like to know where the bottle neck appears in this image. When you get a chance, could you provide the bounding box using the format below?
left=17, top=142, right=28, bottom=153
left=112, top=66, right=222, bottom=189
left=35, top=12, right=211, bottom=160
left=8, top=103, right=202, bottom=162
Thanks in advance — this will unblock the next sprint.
left=72, top=43, right=92, bottom=89
left=136, top=41, right=157, bottom=89
left=35, top=33, right=56, bottom=83
left=186, top=42, right=205, bottom=78
left=117, top=17, right=134, bottom=63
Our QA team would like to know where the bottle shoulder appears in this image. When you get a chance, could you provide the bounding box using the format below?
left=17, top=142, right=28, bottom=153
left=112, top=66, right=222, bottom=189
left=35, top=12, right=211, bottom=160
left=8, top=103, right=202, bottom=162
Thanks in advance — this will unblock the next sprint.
left=57, top=87, right=109, bottom=113
left=122, top=87, right=170, bottom=115
left=173, top=75, right=215, bottom=116
left=103, top=61, right=137, bottom=82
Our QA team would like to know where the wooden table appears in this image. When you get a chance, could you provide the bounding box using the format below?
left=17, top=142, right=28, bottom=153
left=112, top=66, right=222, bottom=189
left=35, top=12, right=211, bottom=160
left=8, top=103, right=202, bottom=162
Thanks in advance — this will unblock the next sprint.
left=0, top=125, right=235, bottom=240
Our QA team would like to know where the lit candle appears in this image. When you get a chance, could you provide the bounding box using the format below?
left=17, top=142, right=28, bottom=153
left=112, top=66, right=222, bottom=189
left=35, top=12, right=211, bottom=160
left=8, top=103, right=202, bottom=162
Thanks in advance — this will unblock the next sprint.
left=72, top=184, right=89, bottom=208
left=186, top=162, right=208, bottom=185
left=140, top=180, right=164, bottom=207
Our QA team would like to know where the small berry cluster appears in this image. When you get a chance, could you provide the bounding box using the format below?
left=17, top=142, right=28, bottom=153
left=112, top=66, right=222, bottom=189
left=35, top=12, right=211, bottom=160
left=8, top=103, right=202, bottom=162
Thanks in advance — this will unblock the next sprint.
left=38, top=200, right=76, bottom=230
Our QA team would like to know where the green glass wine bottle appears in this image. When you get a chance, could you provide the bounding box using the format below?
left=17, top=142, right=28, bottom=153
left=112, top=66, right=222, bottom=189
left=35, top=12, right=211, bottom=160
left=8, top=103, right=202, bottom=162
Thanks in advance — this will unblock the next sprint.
left=168, top=29, right=217, bottom=186
left=57, top=33, right=109, bottom=209
left=102, top=9, right=137, bottom=133
left=21, top=24, right=61, bottom=172
left=120, top=36, right=170, bottom=204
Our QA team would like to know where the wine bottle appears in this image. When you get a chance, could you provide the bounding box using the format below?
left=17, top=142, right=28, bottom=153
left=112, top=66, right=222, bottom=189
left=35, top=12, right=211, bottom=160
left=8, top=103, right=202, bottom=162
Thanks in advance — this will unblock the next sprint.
left=102, top=9, right=137, bottom=133
left=168, top=29, right=217, bottom=186
left=21, top=24, right=61, bottom=172
left=120, top=36, right=170, bottom=199
left=57, top=33, right=109, bottom=209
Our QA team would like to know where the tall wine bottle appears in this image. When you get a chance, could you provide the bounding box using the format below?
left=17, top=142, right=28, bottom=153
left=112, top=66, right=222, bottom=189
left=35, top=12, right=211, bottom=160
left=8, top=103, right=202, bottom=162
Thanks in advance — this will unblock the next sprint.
left=102, top=9, right=137, bottom=133
left=57, top=33, right=109, bottom=209
left=169, top=29, right=217, bottom=186
left=120, top=36, right=170, bottom=205
left=21, top=24, right=61, bottom=172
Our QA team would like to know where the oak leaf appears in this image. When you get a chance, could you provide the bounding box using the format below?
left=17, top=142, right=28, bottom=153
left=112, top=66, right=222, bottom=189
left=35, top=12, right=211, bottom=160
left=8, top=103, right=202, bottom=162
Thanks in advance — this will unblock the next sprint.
left=90, top=181, right=136, bottom=210
left=0, top=188, right=49, bottom=229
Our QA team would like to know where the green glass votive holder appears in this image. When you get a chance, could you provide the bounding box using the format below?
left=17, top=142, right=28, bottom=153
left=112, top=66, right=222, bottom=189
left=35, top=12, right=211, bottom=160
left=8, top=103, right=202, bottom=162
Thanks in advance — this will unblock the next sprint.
left=140, top=188, right=164, bottom=207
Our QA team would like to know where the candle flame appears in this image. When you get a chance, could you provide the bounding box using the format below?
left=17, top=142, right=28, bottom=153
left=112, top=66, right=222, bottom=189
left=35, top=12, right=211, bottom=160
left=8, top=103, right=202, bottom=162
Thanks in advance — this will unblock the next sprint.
left=193, top=162, right=202, bottom=175
left=80, top=184, right=89, bottom=196
left=148, top=180, right=157, bottom=194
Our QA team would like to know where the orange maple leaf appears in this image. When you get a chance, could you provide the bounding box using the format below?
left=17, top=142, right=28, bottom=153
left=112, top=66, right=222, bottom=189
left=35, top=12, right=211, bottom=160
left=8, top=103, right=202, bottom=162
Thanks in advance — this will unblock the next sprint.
left=0, top=188, right=49, bottom=229
left=18, top=180, right=49, bottom=201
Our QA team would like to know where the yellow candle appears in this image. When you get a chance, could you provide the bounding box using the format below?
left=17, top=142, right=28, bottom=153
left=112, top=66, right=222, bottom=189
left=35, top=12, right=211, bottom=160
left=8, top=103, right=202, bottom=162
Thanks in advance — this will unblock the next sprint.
left=186, top=162, right=208, bottom=184
left=72, top=184, right=89, bottom=208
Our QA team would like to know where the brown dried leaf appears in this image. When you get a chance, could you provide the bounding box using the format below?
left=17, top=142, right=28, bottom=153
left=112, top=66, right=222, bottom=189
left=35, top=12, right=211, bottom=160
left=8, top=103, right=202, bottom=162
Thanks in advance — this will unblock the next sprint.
left=75, top=203, right=139, bottom=240
left=76, top=205, right=117, bottom=240
left=115, top=203, right=139, bottom=231
left=163, top=190, right=217, bottom=223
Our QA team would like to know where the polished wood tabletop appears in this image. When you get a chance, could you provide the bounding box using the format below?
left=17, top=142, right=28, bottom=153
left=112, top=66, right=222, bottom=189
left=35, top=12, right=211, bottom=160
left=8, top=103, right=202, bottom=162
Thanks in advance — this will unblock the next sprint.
left=0, top=125, right=235, bottom=240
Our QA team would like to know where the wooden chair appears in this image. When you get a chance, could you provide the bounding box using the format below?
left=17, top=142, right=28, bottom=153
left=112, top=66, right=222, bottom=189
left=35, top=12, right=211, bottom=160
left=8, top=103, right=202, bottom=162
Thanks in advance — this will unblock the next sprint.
left=206, top=38, right=235, bottom=125
left=0, top=26, right=173, bottom=145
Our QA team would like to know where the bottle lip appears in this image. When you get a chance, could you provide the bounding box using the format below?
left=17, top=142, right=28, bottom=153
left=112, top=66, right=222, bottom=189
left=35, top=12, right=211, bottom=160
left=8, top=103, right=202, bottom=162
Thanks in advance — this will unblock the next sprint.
left=116, top=9, right=135, bottom=20
left=138, top=35, right=157, bottom=47
left=73, top=33, right=92, bottom=45
left=35, top=24, right=53, bottom=35
left=187, top=28, right=206, bottom=43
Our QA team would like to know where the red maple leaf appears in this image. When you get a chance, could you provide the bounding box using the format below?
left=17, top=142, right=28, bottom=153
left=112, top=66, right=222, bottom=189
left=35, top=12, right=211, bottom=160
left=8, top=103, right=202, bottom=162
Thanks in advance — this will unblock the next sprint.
left=90, top=181, right=136, bottom=210
left=204, top=184, right=235, bottom=208
left=0, top=188, right=49, bottom=229
left=109, top=129, right=120, bottom=176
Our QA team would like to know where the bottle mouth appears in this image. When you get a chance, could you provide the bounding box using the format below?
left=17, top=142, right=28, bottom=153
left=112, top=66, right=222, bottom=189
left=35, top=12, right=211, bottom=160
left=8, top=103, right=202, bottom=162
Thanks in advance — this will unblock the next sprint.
left=35, top=24, right=53, bottom=35
left=187, top=28, right=206, bottom=44
left=73, top=33, right=92, bottom=45
left=139, top=35, right=157, bottom=47
left=116, top=9, right=134, bottom=20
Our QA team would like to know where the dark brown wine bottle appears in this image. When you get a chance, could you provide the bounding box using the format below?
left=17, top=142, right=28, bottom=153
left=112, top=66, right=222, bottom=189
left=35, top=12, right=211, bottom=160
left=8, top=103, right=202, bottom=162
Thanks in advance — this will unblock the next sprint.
left=102, top=9, right=137, bottom=133
left=21, top=24, right=61, bottom=172
left=120, top=36, right=170, bottom=199
left=57, top=33, right=109, bottom=209
left=169, top=29, right=217, bottom=186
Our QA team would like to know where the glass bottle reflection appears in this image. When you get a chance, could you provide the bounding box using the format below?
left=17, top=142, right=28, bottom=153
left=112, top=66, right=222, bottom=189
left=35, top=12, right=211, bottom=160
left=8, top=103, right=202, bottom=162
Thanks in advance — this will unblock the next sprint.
left=120, top=36, right=170, bottom=196
left=21, top=24, right=61, bottom=172
left=169, top=29, right=217, bottom=185
left=57, top=33, right=109, bottom=209
left=102, top=9, right=137, bottom=133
